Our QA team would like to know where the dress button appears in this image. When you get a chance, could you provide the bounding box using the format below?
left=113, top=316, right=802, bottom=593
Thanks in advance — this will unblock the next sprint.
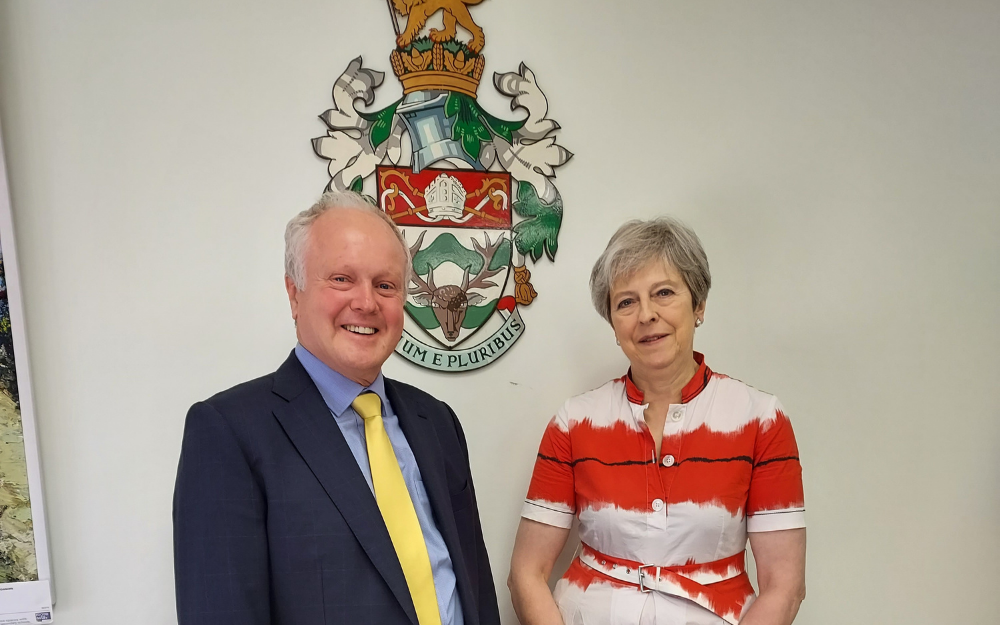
left=670, top=410, right=682, bottom=422
left=662, top=455, right=675, bottom=467
left=651, top=498, right=664, bottom=511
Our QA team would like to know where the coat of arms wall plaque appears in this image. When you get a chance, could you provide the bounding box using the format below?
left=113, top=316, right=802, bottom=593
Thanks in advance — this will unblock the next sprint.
left=313, top=0, right=572, bottom=372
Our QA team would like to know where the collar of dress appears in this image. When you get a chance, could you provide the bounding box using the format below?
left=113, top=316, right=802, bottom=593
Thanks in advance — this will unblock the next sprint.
left=623, top=351, right=712, bottom=405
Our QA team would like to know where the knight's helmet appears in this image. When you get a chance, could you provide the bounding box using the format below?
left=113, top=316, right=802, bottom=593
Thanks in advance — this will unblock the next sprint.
left=390, top=43, right=487, bottom=173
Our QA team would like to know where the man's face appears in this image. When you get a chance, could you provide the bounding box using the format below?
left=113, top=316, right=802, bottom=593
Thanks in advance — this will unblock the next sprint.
left=285, top=209, right=407, bottom=386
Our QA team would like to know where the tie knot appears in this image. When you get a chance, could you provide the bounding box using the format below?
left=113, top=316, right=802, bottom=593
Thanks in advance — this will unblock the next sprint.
left=352, top=392, right=382, bottom=422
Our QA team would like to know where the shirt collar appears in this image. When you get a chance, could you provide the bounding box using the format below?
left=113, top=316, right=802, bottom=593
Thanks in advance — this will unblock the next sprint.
left=623, top=351, right=712, bottom=405
left=294, top=343, right=390, bottom=417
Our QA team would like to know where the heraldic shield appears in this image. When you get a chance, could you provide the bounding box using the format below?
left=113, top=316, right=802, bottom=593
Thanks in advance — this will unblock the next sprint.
left=312, top=0, right=572, bottom=372
left=378, top=165, right=514, bottom=352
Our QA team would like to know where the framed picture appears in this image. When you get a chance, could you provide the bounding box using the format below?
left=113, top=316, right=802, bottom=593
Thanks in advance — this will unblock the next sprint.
left=0, top=120, right=54, bottom=622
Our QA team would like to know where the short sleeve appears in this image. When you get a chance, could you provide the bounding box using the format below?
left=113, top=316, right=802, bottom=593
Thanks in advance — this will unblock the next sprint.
left=747, top=397, right=806, bottom=532
left=521, top=408, right=576, bottom=528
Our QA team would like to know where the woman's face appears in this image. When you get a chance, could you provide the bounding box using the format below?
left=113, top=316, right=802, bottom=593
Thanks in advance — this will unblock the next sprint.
left=609, top=260, right=705, bottom=376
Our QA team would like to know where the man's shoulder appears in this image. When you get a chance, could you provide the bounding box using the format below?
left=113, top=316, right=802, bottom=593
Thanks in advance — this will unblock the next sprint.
left=194, top=351, right=306, bottom=413
left=385, top=377, right=469, bottom=454
left=180, top=370, right=286, bottom=448
left=384, top=377, right=452, bottom=416
left=385, top=378, right=460, bottom=428
left=199, top=372, right=277, bottom=411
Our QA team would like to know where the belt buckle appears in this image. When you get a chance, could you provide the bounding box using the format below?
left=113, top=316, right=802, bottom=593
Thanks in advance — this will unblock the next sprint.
left=637, top=564, right=660, bottom=593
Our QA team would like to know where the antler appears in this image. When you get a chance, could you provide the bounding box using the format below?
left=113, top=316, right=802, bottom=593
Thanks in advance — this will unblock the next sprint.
left=408, top=230, right=425, bottom=261
left=407, top=231, right=436, bottom=297
left=463, top=233, right=504, bottom=292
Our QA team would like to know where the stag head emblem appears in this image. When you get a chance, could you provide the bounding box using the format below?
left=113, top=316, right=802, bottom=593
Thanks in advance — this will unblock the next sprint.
left=409, top=231, right=504, bottom=342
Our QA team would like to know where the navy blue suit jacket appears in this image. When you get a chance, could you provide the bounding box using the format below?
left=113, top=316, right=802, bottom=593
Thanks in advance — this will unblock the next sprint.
left=173, top=352, right=501, bottom=625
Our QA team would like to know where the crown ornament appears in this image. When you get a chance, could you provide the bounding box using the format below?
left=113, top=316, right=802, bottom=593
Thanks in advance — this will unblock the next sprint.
left=390, top=40, right=485, bottom=98
left=386, top=0, right=488, bottom=97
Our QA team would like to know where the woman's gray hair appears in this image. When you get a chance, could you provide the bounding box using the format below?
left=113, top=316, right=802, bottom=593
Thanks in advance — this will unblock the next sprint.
left=589, top=216, right=711, bottom=324
left=284, top=190, right=411, bottom=290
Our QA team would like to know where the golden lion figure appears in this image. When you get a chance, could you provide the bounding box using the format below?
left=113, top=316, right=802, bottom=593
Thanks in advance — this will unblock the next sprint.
left=392, top=0, right=486, bottom=53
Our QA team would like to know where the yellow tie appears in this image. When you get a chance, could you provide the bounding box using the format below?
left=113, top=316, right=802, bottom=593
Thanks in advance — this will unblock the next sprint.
left=352, top=392, right=442, bottom=625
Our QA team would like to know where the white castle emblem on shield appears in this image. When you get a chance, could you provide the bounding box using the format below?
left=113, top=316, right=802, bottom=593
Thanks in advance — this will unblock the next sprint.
left=424, top=174, right=466, bottom=220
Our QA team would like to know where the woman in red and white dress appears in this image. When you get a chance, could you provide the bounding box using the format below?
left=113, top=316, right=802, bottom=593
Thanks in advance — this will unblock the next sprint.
left=508, top=218, right=806, bottom=625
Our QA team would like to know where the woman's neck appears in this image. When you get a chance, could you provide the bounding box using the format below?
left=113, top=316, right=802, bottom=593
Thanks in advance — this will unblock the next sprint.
left=631, top=354, right=699, bottom=405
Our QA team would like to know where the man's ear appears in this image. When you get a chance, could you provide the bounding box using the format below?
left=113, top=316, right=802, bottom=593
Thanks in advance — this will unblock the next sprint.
left=284, top=275, right=300, bottom=322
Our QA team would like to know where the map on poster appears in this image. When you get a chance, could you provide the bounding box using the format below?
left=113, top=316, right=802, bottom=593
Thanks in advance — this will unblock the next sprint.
left=0, top=244, right=37, bottom=582
left=0, top=122, right=53, bottom=622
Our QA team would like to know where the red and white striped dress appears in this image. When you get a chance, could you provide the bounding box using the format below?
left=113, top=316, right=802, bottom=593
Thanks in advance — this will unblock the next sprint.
left=521, top=354, right=805, bottom=624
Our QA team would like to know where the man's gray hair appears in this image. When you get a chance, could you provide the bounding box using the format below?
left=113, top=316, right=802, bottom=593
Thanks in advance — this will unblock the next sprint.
left=589, top=216, right=711, bottom=324
left=284, top=190, right=411, bottom=290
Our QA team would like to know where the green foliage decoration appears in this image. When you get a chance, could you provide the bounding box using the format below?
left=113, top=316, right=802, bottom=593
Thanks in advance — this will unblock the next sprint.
left=478, top=107, right=522, bottom=144
left=445, top=93, right=491, bottom=161
left=513, top=181, right=563, bottom=262
left=445, top=93, right=526, bottom=160
left=401, top=37, right=476, bottom=62
left=359, top=98, right=403, bottom=150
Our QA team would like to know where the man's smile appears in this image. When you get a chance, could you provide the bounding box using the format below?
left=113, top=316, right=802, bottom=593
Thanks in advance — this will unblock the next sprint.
left=344, top=324, right=377, bottom=335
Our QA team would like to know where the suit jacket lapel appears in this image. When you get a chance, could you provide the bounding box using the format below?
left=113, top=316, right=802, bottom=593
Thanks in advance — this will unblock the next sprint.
left=271, top=353, right=419, bottom=625
left=387, top=379, right=479, bottom=625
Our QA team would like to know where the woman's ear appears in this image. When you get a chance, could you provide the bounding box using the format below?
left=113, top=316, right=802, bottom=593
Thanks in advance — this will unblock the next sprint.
left=694, top=298, right=706, bottom=325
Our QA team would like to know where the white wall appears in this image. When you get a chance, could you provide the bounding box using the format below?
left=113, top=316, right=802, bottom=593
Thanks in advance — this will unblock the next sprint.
left=1, top=1, right=998, bottom=623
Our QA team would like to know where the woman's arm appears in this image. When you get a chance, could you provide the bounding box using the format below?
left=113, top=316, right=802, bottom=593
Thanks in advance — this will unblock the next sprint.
left=739, top=528, right=806, bottom=625
left=508, top=518, right=571, bottom=625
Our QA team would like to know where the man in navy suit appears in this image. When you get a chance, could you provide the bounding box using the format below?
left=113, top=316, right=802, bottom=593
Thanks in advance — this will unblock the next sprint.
left=173, top=191, right=501, bottom=625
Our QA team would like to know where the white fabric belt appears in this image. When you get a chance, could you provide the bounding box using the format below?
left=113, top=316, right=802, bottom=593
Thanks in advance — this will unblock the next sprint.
left=578, top=548, right=745, bottom=625
left=580, top=550, right=666, bottom=591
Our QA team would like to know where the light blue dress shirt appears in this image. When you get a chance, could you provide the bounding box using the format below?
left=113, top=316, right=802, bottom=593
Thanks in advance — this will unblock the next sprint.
left=295, top=344, right=463, bottom=625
